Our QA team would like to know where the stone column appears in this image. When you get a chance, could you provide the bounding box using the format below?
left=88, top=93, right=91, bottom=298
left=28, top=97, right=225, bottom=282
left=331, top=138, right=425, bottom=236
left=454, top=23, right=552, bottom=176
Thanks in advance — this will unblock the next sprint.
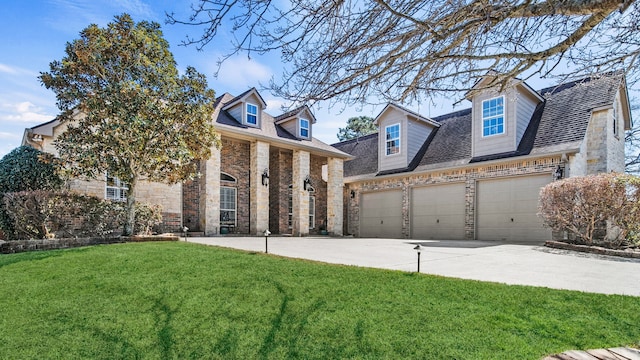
left=250, top=141, right=270, bottom=235
left=326, top=157, right=344, bottom=236
left=292, top=150, right=310, bottom=236
left=200, top=145, right=221, bottom=236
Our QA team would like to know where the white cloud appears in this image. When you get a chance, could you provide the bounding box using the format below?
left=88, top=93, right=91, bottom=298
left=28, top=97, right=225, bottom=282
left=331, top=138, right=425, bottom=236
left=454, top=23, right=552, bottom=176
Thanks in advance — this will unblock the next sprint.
left=111, top=0, right=155, bottom=19
left=0, top=64, right=18, bottom=75
left=265, top=98, right=287, bottom=112
left=0, top=132, right=20, bottom=140
left=0, top=101, right=54, bottom=124
left=0, top=63, right=36, bottom=76
left=214, top=56, right=273, bottom=90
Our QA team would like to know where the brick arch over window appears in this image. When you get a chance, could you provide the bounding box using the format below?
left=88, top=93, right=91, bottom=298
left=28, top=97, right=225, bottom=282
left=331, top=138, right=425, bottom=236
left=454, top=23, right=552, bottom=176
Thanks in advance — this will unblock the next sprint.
left=221, top=172, right=237, bottom=182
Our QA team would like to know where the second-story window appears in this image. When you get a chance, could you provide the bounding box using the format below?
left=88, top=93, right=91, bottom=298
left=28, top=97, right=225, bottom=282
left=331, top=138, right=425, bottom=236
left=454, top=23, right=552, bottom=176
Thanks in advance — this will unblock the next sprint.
left=300, top=118, right=310, bottom=138
left=482, top=96, right=505, bottom=137
left=385, top=123, right=400, bottom=155
left=246, top=103, right=258, bottom=125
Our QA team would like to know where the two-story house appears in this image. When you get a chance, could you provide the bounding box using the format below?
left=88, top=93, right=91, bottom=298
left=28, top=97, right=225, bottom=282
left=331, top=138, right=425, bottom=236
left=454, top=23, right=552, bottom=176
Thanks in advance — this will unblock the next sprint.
left=23, top=87, right=351, bottom=236
left=333, top=73, right=632, bottom=242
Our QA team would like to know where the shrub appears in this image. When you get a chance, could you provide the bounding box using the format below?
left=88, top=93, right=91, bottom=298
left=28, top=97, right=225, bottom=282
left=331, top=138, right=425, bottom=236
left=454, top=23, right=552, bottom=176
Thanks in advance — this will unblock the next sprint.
left=132, top=203, right=163, bottom=235
left=539, top=173, right=640, bottom=248
left=2, top=191, right=163, bottom=240
left=0, top=146, right=64, bottom=193
left=0, top=146, right=64, bottom=239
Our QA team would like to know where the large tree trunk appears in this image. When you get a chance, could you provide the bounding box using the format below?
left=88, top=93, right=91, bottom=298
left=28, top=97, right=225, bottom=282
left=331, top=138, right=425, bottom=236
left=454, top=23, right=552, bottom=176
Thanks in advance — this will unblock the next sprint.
left=123, top=177, right=137, bottom=236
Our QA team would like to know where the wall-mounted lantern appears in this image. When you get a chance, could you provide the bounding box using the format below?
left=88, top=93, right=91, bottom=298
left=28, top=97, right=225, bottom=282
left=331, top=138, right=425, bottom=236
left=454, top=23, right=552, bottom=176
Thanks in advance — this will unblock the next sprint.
left=553, top=164, right=565, bottom=181
left=261, top=169, right=269, bottom=187
left=350, top=190, right=356, bottom=199
left=303, top=175, right=312, bottom=191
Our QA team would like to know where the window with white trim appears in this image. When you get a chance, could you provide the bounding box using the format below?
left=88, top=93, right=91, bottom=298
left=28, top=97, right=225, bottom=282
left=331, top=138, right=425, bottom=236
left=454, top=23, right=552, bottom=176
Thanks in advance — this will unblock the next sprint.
left=299, top=118, right=310, bottom=138
left=246, top=103, right=258, bottom=125
left=385, top=123, right=400, bottom=155
left=288, top=185, right=316, bottom=229
left=106, top=173, right=127, bottom=201
left=482, top=96, right=505, bottom=137
left=220, top=186, right=237, bottom=227
left=308, top=194, right=315, bottom=229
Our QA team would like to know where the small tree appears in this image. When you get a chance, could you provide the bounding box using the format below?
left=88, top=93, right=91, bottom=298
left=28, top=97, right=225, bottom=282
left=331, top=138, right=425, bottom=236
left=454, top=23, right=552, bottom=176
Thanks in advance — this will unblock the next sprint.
left=337, top=116, right=377, bottom=142
left=40, top=14, right=219, bottom=235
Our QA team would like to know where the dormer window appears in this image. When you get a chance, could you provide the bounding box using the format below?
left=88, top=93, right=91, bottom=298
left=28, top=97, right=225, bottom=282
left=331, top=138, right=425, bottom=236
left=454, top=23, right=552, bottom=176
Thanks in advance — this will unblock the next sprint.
left=385, top=123, right=400, bottom=155
left=246, top=103, right=258, bottom=125
left=300, top=118, right=310, bottom=138
left=482, top=96, right=505, bottom=137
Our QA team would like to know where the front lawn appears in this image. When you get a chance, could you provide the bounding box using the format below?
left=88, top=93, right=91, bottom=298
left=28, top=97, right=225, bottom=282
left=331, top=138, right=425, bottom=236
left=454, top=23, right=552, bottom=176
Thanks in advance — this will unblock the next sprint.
left=0, top=242, right=638, bottom=359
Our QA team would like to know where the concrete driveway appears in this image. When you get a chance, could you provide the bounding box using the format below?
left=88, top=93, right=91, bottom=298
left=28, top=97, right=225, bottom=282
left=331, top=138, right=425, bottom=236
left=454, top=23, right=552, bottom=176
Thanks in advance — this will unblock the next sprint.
left=186, top=236, right=640, bottom=297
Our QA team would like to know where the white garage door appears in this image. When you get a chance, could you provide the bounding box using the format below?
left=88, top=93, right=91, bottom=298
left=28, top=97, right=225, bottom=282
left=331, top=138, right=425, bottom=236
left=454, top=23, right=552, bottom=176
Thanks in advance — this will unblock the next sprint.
left=411, top=183, right=466, bottom=240
left=360, top=190, right=403, bottom=238
left=476, top=174, right=551, bottom=242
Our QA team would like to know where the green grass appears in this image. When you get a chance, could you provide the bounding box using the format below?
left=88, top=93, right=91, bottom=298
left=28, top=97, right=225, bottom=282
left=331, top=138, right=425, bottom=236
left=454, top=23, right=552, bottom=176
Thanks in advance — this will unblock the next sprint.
left=0, top=242, right=638, bottom=359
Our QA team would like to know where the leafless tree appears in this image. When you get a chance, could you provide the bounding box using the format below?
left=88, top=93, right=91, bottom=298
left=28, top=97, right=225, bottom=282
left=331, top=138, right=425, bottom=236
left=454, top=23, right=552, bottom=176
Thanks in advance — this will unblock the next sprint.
left=168, top=0, right=639, bottom=106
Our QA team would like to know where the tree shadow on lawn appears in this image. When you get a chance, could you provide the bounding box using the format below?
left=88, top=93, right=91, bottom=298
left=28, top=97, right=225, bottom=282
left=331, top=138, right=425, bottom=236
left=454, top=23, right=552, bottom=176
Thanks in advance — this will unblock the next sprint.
left=257, top=280, right=327, bottom=359
left=0, top=249, right=66, bottom=269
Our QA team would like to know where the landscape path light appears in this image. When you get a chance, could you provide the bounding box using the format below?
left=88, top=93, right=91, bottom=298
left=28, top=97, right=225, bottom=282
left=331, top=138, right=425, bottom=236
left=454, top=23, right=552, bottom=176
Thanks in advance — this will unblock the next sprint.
left=264, top=229, right=271, bottom=253
left=413, top=244, right=422, bottom=273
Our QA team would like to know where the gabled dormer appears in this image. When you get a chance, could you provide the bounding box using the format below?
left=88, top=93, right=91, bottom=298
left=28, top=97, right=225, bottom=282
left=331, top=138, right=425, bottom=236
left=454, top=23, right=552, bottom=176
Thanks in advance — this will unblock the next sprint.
left=222, top=87, right=268, bottom=128
left=374, top=103, right=440, bottom=173
left=468, top=76, right=544, bottom=158
left=274, top=105, right=316, bottom=140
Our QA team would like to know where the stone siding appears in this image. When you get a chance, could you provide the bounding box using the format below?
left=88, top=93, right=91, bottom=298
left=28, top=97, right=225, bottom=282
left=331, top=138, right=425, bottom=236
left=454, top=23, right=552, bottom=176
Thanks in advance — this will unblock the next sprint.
left=608, top=96, right=626, bottom=172
left=347, top=156, right=562, bottom=239
left=586, top=110, right=609, bottom=174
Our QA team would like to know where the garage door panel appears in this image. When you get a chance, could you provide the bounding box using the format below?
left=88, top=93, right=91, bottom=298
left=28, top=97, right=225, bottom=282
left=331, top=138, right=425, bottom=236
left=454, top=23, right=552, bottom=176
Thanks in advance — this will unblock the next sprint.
left=411, top=183, right=465, bottom=240
left=360, top=190, right=402, bottom=238
left=477, top=175, right=551, bottom=242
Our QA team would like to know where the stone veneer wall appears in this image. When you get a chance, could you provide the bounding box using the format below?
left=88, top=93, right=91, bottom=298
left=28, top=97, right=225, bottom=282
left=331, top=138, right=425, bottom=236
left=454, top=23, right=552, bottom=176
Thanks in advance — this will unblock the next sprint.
left=586, top=109, right=610, bottom=174
left=347, top=156, right=562, bottom=239
left=220, top=138, right=251, bottom=234
left=69, top=178, right=183, bottom=233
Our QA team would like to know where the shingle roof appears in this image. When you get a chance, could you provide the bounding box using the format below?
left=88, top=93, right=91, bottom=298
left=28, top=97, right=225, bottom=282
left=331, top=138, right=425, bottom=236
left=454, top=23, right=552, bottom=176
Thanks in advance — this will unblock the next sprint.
left=273, top=105, right=318, bottom=124
left=221, top=87, right=267, bottom=109
left=213, top=93, right=351, bottom=158
left=333, top=73, right=623, bottom=177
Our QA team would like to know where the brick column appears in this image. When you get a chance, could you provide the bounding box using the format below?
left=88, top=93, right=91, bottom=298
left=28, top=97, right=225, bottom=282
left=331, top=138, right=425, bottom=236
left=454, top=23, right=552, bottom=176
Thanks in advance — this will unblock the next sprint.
left=326, top=157, right=344, bottom=236
left=292, top=150, right=310, bottom=236
left=200, top=145, right=221, bottom=236
left=250, top=141, right=270, bottom=235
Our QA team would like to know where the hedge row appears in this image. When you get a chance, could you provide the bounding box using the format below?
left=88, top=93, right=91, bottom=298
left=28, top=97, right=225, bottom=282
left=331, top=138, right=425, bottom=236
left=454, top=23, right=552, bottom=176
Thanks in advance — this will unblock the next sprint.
left=1, top=191, right=162, bottom=241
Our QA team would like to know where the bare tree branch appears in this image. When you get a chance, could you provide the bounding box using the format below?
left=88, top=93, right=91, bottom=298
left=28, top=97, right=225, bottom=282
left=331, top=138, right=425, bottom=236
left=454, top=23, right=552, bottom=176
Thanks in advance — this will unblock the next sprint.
left=167, top=0, right=639, bottom=105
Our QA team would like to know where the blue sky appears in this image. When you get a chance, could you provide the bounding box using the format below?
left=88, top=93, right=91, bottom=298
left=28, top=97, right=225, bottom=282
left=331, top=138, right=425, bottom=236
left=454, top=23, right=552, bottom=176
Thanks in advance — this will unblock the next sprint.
left=0, top=0, right=575, bottom=159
